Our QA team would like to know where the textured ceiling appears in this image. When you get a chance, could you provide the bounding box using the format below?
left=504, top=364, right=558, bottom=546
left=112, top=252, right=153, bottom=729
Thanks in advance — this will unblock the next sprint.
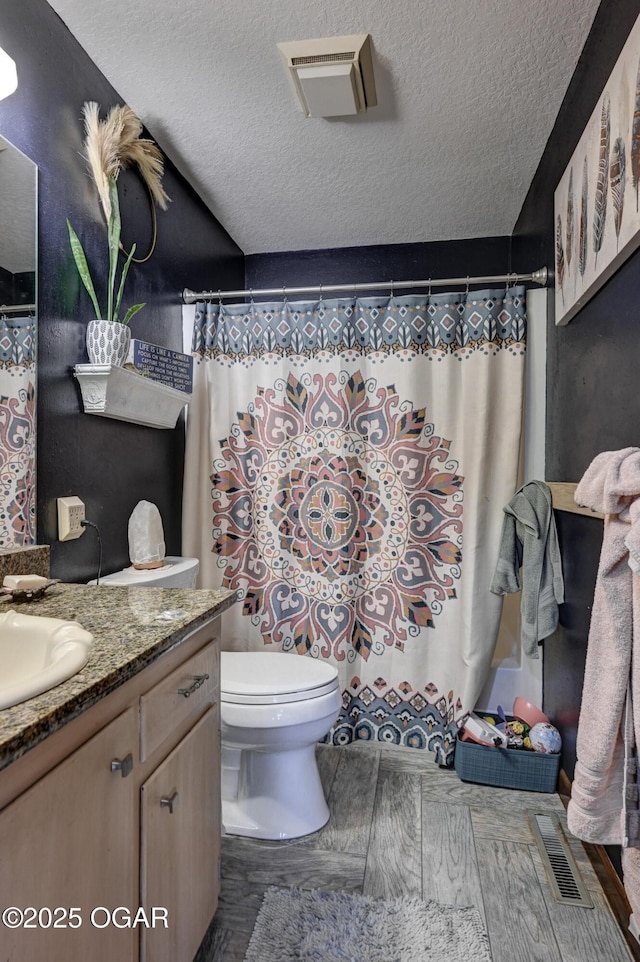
left=46, top=0, right=600, bottom=254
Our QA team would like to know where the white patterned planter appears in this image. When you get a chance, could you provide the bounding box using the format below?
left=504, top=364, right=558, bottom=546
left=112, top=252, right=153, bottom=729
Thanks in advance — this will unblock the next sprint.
left=86, top=319, right=131, bottom=366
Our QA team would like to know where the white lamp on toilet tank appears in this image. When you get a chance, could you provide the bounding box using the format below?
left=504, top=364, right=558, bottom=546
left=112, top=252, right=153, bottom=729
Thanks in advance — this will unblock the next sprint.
left=0, top=47, right=17, bottom=101
left=88, top=501, right=200, bottom=587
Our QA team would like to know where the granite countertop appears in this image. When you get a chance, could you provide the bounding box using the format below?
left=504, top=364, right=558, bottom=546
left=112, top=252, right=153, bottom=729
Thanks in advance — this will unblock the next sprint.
left=0, top=583, right=237, bottom=773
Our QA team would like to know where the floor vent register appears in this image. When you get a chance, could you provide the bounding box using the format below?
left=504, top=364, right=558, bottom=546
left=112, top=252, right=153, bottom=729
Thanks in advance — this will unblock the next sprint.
left=527, top=811, right=593, bottom=908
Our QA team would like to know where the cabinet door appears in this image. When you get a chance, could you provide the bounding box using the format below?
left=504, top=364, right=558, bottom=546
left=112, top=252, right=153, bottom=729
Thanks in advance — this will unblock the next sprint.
left=0, top=707, right=137, bottom=962
left=140, top=706, right=220, bottom=962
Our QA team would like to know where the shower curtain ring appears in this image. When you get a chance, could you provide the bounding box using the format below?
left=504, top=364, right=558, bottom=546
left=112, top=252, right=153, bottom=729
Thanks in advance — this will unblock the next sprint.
left=217, top=290, right=223, bottom=308
left=390, top=279, right=395, bottom=298
left=319, top=283, right=323, bottom=303
left=464, top=275, right=470, bottom=301
left=428, top=277, right=432, bottom=298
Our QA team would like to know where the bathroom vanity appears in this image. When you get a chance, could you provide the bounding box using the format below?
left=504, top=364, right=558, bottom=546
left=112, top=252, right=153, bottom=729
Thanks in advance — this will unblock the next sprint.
left=0, top=583, right=236, bottom=962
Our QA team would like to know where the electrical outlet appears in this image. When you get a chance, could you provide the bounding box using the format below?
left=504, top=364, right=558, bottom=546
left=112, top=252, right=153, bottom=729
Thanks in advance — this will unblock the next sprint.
left=57, top=496, right=86, bottom=541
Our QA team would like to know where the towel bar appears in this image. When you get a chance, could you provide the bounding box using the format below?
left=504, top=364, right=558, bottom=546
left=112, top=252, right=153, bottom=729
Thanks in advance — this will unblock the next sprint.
left=547, top=482, right=604, bottom=519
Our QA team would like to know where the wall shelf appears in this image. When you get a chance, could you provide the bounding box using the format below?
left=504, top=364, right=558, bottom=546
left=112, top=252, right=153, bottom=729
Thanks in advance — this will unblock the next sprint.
left=547, top=482, right=604, bottom=519
left=74, top=364, right=191, bottom=429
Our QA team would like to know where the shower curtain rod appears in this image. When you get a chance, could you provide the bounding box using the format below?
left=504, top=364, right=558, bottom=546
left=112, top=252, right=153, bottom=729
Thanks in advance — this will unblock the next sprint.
left=183, top=267, right=548, bottom=304
left=0, top=303, right=36, bottom=315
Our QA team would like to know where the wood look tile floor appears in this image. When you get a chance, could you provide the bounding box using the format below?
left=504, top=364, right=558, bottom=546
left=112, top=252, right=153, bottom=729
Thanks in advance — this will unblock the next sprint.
left=195, top=742, right=635, bottom=962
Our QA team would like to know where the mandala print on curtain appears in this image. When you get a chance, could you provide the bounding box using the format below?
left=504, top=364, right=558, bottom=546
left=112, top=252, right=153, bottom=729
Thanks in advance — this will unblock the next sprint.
left=213, top=370, right=463, bottom=660
left=184, top=290, right=526, bottom=764
left=0, top=315, right=36, bottom=546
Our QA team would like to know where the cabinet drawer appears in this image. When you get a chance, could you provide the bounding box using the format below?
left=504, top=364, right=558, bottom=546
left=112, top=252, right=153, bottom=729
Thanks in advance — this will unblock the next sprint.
left=140, top=642, right=218, bottom=761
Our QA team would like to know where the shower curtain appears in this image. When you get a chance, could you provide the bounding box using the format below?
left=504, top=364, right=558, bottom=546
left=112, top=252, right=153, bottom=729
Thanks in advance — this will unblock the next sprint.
left=183, top=289, right=526, bottom=763
left=0, top=314, right=36, bottom=547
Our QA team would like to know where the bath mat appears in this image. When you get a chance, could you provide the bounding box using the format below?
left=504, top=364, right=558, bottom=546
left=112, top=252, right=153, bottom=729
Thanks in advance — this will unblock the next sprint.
left=243, top=885, right=492, bottom=962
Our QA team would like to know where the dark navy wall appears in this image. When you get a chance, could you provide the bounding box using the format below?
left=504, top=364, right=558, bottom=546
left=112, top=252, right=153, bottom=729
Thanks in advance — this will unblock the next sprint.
left=0, top=0, right=244, bottom=581
left=246, top=237, right=511, bottom=296
left=512, top=0, right=640, bottom=780
left=0, top=267, right=35, bottom=306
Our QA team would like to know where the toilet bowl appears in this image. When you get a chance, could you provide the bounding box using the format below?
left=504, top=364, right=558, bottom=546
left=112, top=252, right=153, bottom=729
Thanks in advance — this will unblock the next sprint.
left=88, top=556, right=199, bottom=588
left=220, top=651, right=341, bottom=840
left=89, top=559, right=339, bottom=840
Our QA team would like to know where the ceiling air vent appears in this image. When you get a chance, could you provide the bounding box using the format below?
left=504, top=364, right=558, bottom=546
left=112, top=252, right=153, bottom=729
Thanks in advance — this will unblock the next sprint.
left=291, top=53, right=356, bottom=66
left=277, top=34, right=377, bottom=118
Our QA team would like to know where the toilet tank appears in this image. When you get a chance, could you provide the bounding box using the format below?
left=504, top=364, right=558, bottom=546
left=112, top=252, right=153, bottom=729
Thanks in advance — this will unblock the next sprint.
left=88, top=557, right=199, bottom=588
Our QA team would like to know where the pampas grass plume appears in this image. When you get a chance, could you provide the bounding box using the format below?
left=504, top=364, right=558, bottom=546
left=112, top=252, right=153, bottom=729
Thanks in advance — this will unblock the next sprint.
left=82, top=101, right=170, bottom=222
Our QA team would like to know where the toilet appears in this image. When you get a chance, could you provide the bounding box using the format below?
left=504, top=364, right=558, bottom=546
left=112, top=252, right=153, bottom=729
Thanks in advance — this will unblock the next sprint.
left=90, top=559, right=340, bottom=841
left=88, top=556, right=199, bottom=588
left=220, top=651, right=340, bottom=840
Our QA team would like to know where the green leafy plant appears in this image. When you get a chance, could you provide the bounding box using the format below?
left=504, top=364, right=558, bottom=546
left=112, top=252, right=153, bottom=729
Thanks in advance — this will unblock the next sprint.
left=67, top=176, right=145, bottom=325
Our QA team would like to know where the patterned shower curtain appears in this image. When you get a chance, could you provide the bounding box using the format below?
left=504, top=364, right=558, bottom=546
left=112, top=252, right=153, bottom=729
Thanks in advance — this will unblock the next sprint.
left=0, top=314, right=36, bottom=547
left=183, top=289, right=526, bottom=763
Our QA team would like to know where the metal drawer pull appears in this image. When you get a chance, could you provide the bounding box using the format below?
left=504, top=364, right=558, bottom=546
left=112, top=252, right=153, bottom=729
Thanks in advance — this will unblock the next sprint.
left=110, top=753, right=134, bottom=778
left=177, top=673, right=210, bottom=697
left=160, top=792, right=179, bottom=814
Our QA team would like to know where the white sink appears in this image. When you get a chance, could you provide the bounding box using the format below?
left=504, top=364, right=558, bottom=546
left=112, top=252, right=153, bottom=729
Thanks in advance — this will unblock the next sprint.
left=0, top=610, right=94, bottom=709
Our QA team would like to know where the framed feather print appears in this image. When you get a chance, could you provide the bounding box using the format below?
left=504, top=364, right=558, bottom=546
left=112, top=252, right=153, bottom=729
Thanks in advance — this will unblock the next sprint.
left=554, top=12, right=640, bottom=325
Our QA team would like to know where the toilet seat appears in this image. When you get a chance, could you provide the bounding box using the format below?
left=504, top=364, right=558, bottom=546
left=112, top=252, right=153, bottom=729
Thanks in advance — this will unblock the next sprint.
left=221, top=651, right=339, bottom=705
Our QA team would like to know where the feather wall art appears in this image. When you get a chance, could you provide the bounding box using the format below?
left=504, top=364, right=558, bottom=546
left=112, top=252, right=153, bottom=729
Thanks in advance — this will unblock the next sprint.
left=554, top=12, right=640, bottom=325
left=556, top=215, right=565, bottom=305
left=593, top=94, right=611, bottom=265
left=632, top=55, right=640, bottom=210
left=579, top=158, right=588, bottom=278
left=610, top=136, right=626, bottom=246
left=565, top=167, right=574, bottom=278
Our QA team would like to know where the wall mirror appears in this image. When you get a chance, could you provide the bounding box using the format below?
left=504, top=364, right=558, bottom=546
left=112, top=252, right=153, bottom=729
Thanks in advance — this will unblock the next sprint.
left=0, top=134, right=37, bottom=547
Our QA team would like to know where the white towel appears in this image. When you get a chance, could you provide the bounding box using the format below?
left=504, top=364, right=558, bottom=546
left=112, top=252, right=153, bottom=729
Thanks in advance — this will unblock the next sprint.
left=566, top=448, right=640, bottom=920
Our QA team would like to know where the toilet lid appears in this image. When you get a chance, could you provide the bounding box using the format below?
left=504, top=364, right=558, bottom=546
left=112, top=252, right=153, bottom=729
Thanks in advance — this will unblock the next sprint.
left=220, top=651, right=339, bottom=705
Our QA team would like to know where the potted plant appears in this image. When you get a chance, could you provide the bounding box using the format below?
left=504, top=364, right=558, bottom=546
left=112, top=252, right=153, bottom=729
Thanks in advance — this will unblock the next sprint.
left=67, top=102, right=169, bottom=366
left=67, top=177, right=144, bottom=365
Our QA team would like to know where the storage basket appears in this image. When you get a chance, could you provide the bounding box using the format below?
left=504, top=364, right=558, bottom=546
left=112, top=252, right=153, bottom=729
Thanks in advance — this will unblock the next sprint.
left=454, top=730, right=561, bottom=793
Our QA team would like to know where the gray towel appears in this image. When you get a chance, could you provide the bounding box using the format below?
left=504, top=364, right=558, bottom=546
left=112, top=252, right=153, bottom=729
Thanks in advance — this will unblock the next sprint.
left=490, top=480, right=564, bottom=658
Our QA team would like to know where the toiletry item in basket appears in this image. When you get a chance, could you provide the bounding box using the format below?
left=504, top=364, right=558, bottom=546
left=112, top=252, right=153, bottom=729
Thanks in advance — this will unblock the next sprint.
left=461, top=713, right=508, bottom=748
left=529, top=721, right=562, bottom=754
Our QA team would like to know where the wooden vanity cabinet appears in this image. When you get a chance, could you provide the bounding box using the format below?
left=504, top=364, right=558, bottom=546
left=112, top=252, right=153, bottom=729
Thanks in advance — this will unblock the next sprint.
left=0, top=707, right=138, bottom=962
left=0, top=619, right=221, bottom=962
